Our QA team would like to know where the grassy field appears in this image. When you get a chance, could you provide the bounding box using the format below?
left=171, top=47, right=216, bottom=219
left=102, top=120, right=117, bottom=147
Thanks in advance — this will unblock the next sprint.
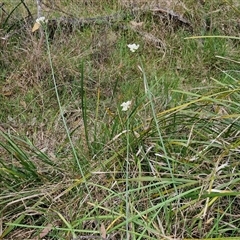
left=1, top=0, right=240, bottom=239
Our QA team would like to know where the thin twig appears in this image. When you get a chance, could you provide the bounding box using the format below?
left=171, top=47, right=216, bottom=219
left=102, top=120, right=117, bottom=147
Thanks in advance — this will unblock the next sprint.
left=0, top=2, right=8, bottom=15
left=36, top=0, right=42, bottom=19
left=20, top=0, right=33, bottom=19
left=35, top=0, right=44, bottom=51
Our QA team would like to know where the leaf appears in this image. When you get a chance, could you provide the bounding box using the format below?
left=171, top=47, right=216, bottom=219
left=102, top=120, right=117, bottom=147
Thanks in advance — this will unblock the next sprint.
left=20, top=100, right=27, bottom=109
left=2, top=84, right=13, bottom=96
left=2, top=91, right=13, bottom=96
left=39, top=224, right=53, bottom=239
left=100, top=223, right=106, bottom=239
left=130, top=20, right=144, bottom=28
left=32, top=22, right=41, bottom=32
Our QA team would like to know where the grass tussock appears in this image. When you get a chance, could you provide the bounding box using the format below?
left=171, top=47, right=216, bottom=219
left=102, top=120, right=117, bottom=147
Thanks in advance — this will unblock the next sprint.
left=1, top=0, right=240, bottom=239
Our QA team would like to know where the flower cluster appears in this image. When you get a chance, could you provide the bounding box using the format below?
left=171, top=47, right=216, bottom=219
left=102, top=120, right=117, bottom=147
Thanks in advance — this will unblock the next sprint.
left=121, top=101, right=132, bottom=111
left=127, top=43, right=139, bottom=52
left=32, top=16, right=47, bottom=32
left=36, top=16, right=47, bottom=25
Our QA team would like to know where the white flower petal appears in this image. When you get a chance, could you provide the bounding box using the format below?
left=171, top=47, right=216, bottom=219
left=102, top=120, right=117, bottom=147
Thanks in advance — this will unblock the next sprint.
left=36, top=16, right=47, bottom=24
left=121, top=100, right=132, bottom=111
left=127, top=43, right=139, bottom=52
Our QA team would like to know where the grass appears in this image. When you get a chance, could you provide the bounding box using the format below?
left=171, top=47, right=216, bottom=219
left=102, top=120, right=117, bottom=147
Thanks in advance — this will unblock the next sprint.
left=1, top=0, right=240, bottom=239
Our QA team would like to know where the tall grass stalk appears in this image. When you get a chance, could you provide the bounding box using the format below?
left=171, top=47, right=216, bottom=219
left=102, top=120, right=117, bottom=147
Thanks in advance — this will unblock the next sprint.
left=43, top=25, right=94, bottom=235
left=139, top=62, right=177, bottom=193
left=44, top=26, right=84, bottom=176
left=125, top=109, right=130, bottom=240
left=80, top=61, right=92, bottom=153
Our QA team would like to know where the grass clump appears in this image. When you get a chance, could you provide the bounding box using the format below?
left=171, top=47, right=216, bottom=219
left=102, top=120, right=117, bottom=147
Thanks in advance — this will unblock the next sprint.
left=1, top=0, right=240, bottom=239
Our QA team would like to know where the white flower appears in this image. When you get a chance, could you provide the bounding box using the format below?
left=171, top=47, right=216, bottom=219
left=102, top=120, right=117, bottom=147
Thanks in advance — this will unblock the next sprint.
left=36, top=16, right=47, bottom=24
left=127, top=43, right=139, bottom=52
left=121, top=100, right=132, bottom=111
left=32, top=16, right=48, bottom=32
